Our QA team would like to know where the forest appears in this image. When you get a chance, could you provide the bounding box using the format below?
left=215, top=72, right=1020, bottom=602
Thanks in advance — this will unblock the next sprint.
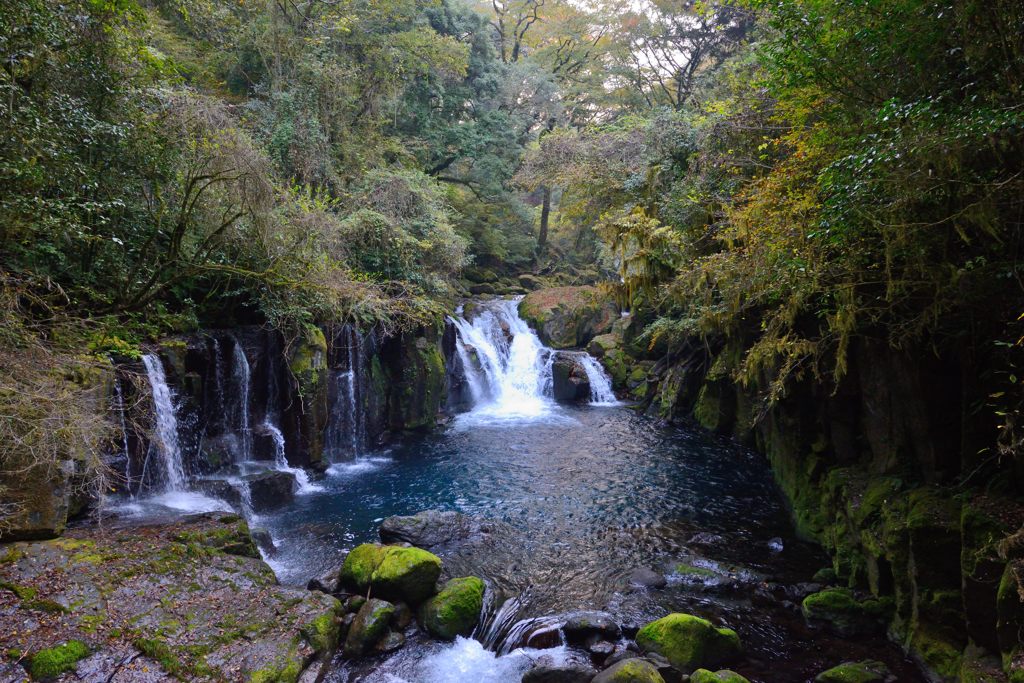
left=1, top=0, right=1024, bottom=681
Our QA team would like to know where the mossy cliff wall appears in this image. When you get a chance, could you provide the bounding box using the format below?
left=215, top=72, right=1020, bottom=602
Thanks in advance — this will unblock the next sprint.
left=618, top=333, right=1024, bottom=682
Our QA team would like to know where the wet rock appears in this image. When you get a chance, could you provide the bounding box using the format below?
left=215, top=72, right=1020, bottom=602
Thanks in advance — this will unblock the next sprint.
left=767, top=537, right=784, bottom=553
left=605, top=643, right=640, bottom=666
left=308, top=564, right=343, bottom=594
left=393, top=602, right=414, bottom=630
left=801, top=588, right=893, bottom=636
left=470, top=283, right=497, bottom=295
left=522, top=652, right=597, bottom=683
left=343, top=599, right=395, bottom=658
left=379, top=510, right=485, bottom=550
left=562, top=611, right=621, bottom=644
left=419, top=577, right=485, bottom=640
left=519, top=286, right=618, bottom=349
left=241, top=470, right=297, bottom=512
left=592, top=658, right=666, bottom=683
left=691, top=670, right=751, bottom=683
left=525, top=626, right=563, bottom=650
left=339, top=543, right=442, bottom=604
left=814, top=660, right=893, bottom=683
left=249, top=527, right=276, bottom=555
left=629, top=567, right=668, bottom=589
left=590, top=640, right=616, bottom=658
left=688, top=532, right=726, bottom=548
left=345, top=595, right=367, bottom=614
left=551, top=354, right=591, bottom=402
left=194, top=478, right=243, bottom=510
left=374, top=630, right=405, bottom=654
left=635, top=613, right=741, bottom=674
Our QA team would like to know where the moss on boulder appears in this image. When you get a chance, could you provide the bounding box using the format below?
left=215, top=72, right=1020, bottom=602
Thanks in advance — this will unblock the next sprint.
left=801, top=588, right=892, bottom=636
left=519, top=286, right=617, bottom=349
left=691, top=670, right=750, bottom=683
left=339, top=543, right=442, bottom=604
left=813, top=660, right=891, bottom=683
left=591, top=658, right=666, bottom=683
left=419, top=576, right=485, bottom=640
left=635, top=613, right=741, bottom=673
left=343, top=599, right=395, bottom=658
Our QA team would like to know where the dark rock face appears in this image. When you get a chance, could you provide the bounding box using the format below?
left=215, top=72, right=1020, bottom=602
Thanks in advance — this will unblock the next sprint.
left=551, top=353, right=591, bottom=402
left=379, top=510, right=486, bottom=550
left=0, top=514, right=341, bottom=682
left=194, top=478, right=243, bottom=511
left=241, top=470, right=297, bottom=512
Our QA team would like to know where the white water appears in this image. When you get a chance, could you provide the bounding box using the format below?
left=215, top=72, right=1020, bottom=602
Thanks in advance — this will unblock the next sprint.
left=326, top=326, right=366, bottom=460
left=142, top=354, right=187, bottom=491
left=231, top=338, right=253, bottom=461
left=417, top=638, right=548, bottom=683
left=263, top=420, right=321, bottom=493
left=448, top=298, right=617, bottom=420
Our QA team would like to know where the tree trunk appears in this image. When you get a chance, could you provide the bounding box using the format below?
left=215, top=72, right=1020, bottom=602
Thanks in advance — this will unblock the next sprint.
left=538, top=186, right=551, bottom=251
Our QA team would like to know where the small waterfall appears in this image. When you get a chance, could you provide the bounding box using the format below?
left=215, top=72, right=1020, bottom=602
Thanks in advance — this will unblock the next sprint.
left=577, top=355, right=618, bottom=405
left=326, top=326, right=366, bottom=460
left=448, top=298, right=617, bottom=414
left=263, top=420, right=320, bottom=493
left=113, top=377, right=133, bottom=493
left=142, top=354, right=186, bottom=491
left=447, top=299, right=552, bottom=418
left=231, top=338, right=253, bottom=461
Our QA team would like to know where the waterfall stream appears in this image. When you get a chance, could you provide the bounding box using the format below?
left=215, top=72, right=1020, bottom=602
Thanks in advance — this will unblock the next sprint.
left=142, top=353, right=187, bottom=491
left=326, top=326, right=367, bottom=461
left=448, top=298, right=617, bottom=416
left=231, top=337, right=253, bottom=462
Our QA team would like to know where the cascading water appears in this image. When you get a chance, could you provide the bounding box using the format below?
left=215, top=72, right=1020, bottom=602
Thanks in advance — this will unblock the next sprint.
left=113, top=376, right=133, bottom=493
left=142, top=354, right=187, bottom=491
left=448, top=298, right=617, bottom=416
left=326, top=326, right=366, bottom=460
left=231, top=338, right=253, bottom=462
left=263, top=420, right=320, bottom=493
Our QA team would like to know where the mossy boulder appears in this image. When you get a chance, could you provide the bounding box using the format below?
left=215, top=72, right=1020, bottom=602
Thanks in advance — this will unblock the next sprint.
left=343, top=599, right=395, bottom=658
left=419, top=577, right=485, bottom=640
left=691, top=670, right=750, bottom=683
left=285, top=325, right=329, bottom=468
left=801, top=588, right=892, bottom=636
left=339, top=543, right=442, bottom=604
left=634, top=613, right=741, bottom=673
left=587, top=333, right=620, bottom=358
left=814, top=660, right=891, bottom=683
left=591, top=658, right=666, bottom=683
left=28, top=640, right=89, bottom=679
left=519, top=286, right=618, bottom=349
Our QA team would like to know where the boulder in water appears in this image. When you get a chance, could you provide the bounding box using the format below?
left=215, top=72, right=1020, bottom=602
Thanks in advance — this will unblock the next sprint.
left=241, top=470, right=297, bottom=512
left=800, top=588, right=892, bottom=636
left=379, top=510, right=482, bottom=549
left=592, top=658, right=666, bottom=683
left=634, top=613, right=741, bottom=673
left=419, top=576, right=485, bottom=640
left=629, top=567, right=668, bottom=589
left=562, top=611, right=621, bottom=644
left=194, top=478, right=243, bottom=511
left=339, top=543, right=442, bottom=604
left=691, top=670, right=751, bottom=683
left=522, top=651, right=598, bottom=683
left=551, top=354, right=591, bottom=402
left=343, top=598, right=395, bottom=658
left=814, top=660, right=893, bottom=683
left=308, top=564, right=343, bottom=594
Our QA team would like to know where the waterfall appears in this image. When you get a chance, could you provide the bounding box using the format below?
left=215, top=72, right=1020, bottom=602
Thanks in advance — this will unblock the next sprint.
left=262, top=420, right=320, bottom=493
left=142, top=354, right=186, bottom=491
left=231, top=338, right=253, bottom=461
left=577, top=355, right=618, bottom=405
left=326, top=326, right=365, bottom=460
left=113, top=377, right=133, bottom=493
left=448, top=298, right=617, bottom=415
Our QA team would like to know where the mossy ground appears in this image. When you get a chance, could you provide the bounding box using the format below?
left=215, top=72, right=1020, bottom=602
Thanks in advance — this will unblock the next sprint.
left=0, top=513, right=341, bottom=681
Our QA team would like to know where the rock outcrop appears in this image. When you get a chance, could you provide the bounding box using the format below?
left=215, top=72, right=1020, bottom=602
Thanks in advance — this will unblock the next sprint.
left=518, top=286, right=618, bottom=349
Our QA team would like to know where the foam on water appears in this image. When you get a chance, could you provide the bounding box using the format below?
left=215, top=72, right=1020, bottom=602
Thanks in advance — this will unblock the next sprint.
left=416, top=638, right=553, bottom=683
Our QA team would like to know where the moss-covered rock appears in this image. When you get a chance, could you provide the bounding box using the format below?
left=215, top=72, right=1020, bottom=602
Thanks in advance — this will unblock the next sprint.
left=28, top=640, right=89, bottom=679
left=801, top=588, right=892, bottom=636
left=634, top=613, right=741, bottom=673
left=419, top=576, right=484, bottom=640
left=591, top=658, right=666, bottom=683
left=690, top=670, right=750, bottom=683
left=286, top=325, right=329, bottom=468
left=519, top=286, right=618, bottom=349
left=339, top=543, right=442, bottom=604
left=343, top=599, right=395, bottom=658
left=813, top=660, right=891, bottom=683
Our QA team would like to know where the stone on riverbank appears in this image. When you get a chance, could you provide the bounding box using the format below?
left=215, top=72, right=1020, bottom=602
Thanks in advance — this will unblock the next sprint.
left=801, top=588, right=892, bottom=636
left=419, top=577, right=485, bottom=640
left=635, top=613, right=741, bottom=673
left=562, top=611, right=622, bottom=644
left=591, top=658, right=666, bottom=683
left=343, top=599, right=395, bottom=657
left=379, top=510, right=485, bottom=550
left=339, top=543, right=442, bottom=604
left=0, top=513, right=342, bottom=682
left=691, top=669, right=751, bottom=683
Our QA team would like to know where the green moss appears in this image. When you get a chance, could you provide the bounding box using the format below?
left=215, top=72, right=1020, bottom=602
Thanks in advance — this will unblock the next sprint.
left=300, top=608, right=341, bottom=653
left=814, top=660, right=891, bottom=683
left=674, top=563, right=718, bottom=578
left=29, top=640, right=89, bottom=679
left=133, top=637, right=186, bottom=678
left=340, top=543, right=387, bottom=592
left=1, top=546, right=23, bottom=564
left=419, top=577, right=485, bottom=640
left=0, top=580, right=38, bottom=601
left=594, top=658, right=665, bottom=683
left=909, top=625, right=963, bottom=680
left=691, top=670, right=750, bottom=683
left=371, top=546, right=442, bottom=604
left=635, top=613, right=741, bottom=673
left=801, top=588, right=892, bottom=636
left=249, top=651, right=303, bottom=683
